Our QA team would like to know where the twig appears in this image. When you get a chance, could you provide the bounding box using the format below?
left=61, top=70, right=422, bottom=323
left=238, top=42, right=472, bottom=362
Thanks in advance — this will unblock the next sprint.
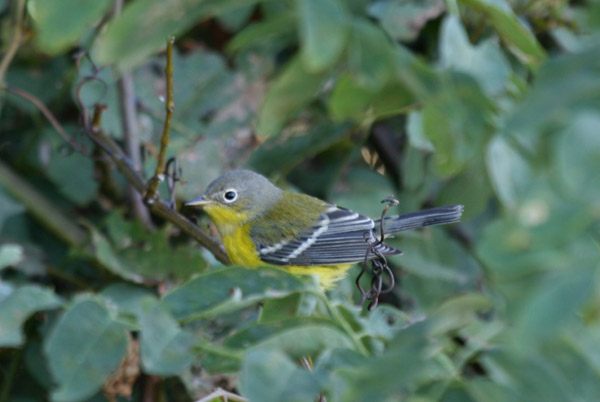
left=91, top=127, right=230, bottom=265
left=4, top=86, right=91, bottom=156
left=145, top=36, right=175, bottom=203
left=0, top=0, right=26, bottom=85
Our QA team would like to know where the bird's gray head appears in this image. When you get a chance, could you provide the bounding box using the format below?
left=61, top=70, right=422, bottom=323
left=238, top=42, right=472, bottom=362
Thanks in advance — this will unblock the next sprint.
left=185, top=170, right=282, bottom=217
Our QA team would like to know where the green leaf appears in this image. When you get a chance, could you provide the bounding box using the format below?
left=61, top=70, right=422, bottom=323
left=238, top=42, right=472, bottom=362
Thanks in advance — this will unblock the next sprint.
left=92, top=0, right=261, bottom=70
left=422, top=72, right=494, bottom=176
left=46, top=143, right=98, bottom=206
left=44, top=297, right=128, bottom=402
left=0, top=243, right=24, bottom=270
left=347, top=20, right=395, bottom=90
left=247, top=324, right=354, bottom=358
left=511, top=268, right=595, bottom=349
left=439, top=15, right=511, bottom=95
left=0, top=285, right=62, bottom=347
left=505, top=44, right=600, bottom=142
left=248, top=121, right=351, bottom=175
left=227, top=12, right=296, bottom=53
left=139, top=298, right=197, bottom=375
left=101, top=283, right=155, bottom=322
left=298, top=0, right=350, bottom=72
left=458, top=0, right=546, bottom=66
left=329, top=73, right=414, bottom=122
left=88, top=229, right=145, bottom=283
left=28, top=0, right=111, bottom=55
left=368, top=0, right=445, bottom=41
left=430, top=293, right=493, bottom=335
left=239, top=348, right=321, bottom=402
left=162, top=266, right=310, bottom=322
left=486, top=135, right=534, bottom=209
left=256, top=57, right=328, bottom=137
left=554, top=112, right=600, bottom=203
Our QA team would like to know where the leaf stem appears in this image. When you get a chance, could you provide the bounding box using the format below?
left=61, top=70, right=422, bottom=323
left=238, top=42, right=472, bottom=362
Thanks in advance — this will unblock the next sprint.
left=308, top=290, right=369, bottom=356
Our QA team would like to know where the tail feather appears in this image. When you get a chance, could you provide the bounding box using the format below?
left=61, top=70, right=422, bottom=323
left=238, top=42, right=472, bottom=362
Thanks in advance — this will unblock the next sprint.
left=377, top=205, right=463, bottom=235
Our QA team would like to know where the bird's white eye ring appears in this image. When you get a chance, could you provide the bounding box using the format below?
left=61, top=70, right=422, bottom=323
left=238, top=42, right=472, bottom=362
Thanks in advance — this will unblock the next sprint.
left=223, top=189, right=237, bottom=202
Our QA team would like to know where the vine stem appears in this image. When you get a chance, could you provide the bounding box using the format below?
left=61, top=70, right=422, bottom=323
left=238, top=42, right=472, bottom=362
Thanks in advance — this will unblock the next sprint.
left=0, top=0, right=26, bottom=85
left=308, top=289, right=369, bottom=356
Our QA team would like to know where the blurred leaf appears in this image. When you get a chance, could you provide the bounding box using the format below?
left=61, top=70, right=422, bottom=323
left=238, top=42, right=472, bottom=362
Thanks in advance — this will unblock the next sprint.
left=0, top=243, right=24, bottom=270
left=46, top=145, right=98, bottom=206
left=101, top=283, right=155, bottom=322
left=249, top=121, right=351, bottom=174
left=368, top=0, right=445, bottom=41
left=88, top=229, right=145, bottom=283
left=239, top=348, right=321, bottom=402
left=554, top=111, right=600, bottom=203
left=0, top=285, right=62, bottom=347
left=256, top=57, right=328, bottom=137
left=93, top=0, right=261, bottom=70
left=439, top=15, right=511, bottom=95
left=332, top=168, right=396, bottom=218
left=511, top=267, right=595, bottom=349
left=28, top=0, right=111, bottom=55
left=486, top=135, right=534, bottom=209
left=329, top=73, right=415, bottom=122
left=438, top=158, right=492, bottom=218
left=347, top=20, right=395, bottom=90
left=139, top=298, right=197, bottom=375
left=423, top=72, right=494, bottom=176
left=298, top=0, right=350, bottom=72
left=44, top=297, right=128, bottom=402
left=227, top=12, right=296, bottom=53
left=506, top=44, right=600, bottom=142
left=247, top=324, right=354, bottom=358
left=458, top=0, right=546, bottom=65
left=0, top=186, right=25, bottom=232
left=430, top=293, right=492, bottom=335
left=162, top=266, right=310, bottom=322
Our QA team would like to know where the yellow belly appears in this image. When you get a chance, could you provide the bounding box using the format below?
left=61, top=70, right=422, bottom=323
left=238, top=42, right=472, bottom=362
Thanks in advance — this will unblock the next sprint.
left=221, top=223, right=352, bottom=289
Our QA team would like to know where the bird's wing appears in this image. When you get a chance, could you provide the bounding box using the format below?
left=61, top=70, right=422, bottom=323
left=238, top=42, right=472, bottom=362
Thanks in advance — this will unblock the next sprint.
left=252, top=206, right=401, bottom=266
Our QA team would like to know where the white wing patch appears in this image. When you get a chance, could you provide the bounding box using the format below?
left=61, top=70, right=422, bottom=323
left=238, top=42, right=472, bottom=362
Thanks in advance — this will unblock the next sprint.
left=284, top=215, right=330, bottom=262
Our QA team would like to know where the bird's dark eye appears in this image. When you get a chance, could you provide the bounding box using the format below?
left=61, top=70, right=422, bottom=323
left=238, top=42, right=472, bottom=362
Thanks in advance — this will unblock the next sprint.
left=223, top=190, right=237, bottom=202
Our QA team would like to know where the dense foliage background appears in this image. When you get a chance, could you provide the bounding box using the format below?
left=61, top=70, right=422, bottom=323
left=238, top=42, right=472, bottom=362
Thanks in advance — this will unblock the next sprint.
left=1, top=0, right=599, bottom=401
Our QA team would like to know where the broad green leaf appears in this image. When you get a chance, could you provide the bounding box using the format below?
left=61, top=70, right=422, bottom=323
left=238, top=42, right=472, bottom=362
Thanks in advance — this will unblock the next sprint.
left=162, top=266, right=310, bottom=322
left=368, top=0, right=445, bottom=41
left=438, top=158, right=492, bottom=218
left=423, top=72, right=494, bottom=176
left=511, top=268, right=595, bottom=349
left=256, top=57, right=328, bottom=137
left=247, top=324, right=354, bottom=358
left=0, top=186, right=25, bottom=232
left=505, top=44, right=600, bottom=143
left=329, top=73, right=415, bottom=122
left=0, top=285, right=62, bottom=347
left=227, top=12, right=296, bottom=53
left=439, top=15, right=511, bottom=95
left=139, top=298, right=197, bottom=375
left=298, top=0, right=350, bottom=72
left=554, top=112, right=600, bottom=203
left=486, top=135, right=534, bottom=209
left=28, top=0, right=111, bottom=55
left=347, top=20, right=395, bottom=90
left=458, top=0, right=545, bottom=65
left=93, top=0, right=261, bottom=70
left=430, top=293, right=493, bottom=335
left=331, top=167, right=396, bottom=218
left=239, top=348, right=321, bottom=402
left=44, top=297, right=128, bottom=402
left=101, top=283, right=155, bottom=324
left=88, top=229, right=145, bottom=283
left=248, top=121, right=351, bottom=175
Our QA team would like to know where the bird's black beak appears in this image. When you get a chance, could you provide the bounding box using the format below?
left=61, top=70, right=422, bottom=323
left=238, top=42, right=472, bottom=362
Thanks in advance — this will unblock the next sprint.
left=184, top=196, right=211, bottom=207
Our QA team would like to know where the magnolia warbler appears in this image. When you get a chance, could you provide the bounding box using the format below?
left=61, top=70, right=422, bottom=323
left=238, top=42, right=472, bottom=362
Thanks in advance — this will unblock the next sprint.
left=185, top=170, right=463, bottom=288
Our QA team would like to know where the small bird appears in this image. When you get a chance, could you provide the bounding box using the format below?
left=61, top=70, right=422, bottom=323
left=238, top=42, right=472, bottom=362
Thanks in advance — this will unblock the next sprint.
left=186, top=170, right=463, bottom=289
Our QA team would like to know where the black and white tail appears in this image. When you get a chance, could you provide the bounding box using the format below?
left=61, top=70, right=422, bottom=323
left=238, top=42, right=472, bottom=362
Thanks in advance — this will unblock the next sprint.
left=377, top=205, right=464, bottom=235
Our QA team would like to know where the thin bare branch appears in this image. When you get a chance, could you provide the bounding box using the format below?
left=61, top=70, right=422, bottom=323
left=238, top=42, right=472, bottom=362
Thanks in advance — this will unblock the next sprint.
left=145, top=36, right=176, bottom=203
